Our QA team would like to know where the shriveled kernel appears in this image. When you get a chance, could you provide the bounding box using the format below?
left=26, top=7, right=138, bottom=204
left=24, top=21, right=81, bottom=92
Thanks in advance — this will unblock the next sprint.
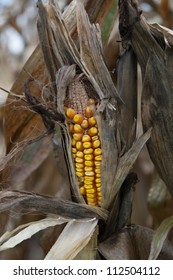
left=83, top=142, right=92, bottom=149
left=72, top=148, right=77, bottom=154
left=76, top=141, right=83, bottom=151
left=85, top=161, right=94, bottom=167
left=95, top=161, right=101, bottom=166
left=71, top=138, right=76, bottom=147
left=84, top=154, right=94, bottom=161
left=73, top=133, right=83, bottom=141
left=87, top=193, right=96, bottom=198
left=84, top=176, right=95, bottom=181
left=84, top=148, right=93, bottom=154
left=95, top=155, right=102, bottom=161
left=92, top=136, right=99, bottom=141
left=84, top=166, right=93, bottom=172
left=95, top=168, right=101, bottom=174
left=86, top=188, right=96, bottom=194
left=85, top=106, right=94, bottom=118
left=88, top=116, right=96, bottom=126
left=85, top=171, right=95, bottom=176
left=76, top=163, right=84, bottom=169
left=81, top=119, right=89, bottom=129
left=75, top=157, right=84, bottom=163
left=84, top=184, right=93, bottom=189
left=88, top=127, right=98, bottom=136
left=93, top=140, right=101, bottom=148
left=76, top=168, right=84, bottom=173
left=66, top=108, right=76, bottom=119
left=74, top=124, right=84, bottom=133
left=69, top=124, right=74, bottom=133
left=76, top=171, right=84, bottom=177
left=82, top=135, right=91, bottom=142
left=96, top=178, right=101, bottom=183
left=73, top=114, right=84, bottom=124
left=80, top=187, right=86, bottom=195
left=94, top=148, right=102, bottom=156
left=76, top=151, right=84, bottom=158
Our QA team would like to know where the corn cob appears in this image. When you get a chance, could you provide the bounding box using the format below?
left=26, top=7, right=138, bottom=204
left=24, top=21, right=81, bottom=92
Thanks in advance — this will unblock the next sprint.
left=65, top=77, right=102, bottom=207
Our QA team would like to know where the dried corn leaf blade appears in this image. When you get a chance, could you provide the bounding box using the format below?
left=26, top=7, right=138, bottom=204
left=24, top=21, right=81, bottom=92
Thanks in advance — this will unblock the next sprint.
left=44, top=218, right=97, bottom=260
left=0, top=217, right=71, bottom=252
left=99, top=225, right=173, bottom=260
left=0, top=190, right=108, bottom=221
left=105, top=129, right=151, bottom=209
left=149, top=215, right=173, bottom=260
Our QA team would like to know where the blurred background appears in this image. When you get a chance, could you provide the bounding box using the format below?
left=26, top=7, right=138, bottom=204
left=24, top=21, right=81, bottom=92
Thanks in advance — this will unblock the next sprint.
left=0, top=0, right=173, bottom=259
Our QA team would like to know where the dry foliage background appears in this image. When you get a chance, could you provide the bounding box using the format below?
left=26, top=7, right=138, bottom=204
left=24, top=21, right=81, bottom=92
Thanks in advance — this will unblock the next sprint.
left=0, top=0, right=173, bottom=260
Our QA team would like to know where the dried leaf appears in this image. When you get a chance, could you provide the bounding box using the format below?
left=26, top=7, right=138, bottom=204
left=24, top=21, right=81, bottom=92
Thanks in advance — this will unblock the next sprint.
left=45, top=218, right=97, bottom=260
left=0, top=217, right=71, bottom=252
left=149, top=215, right=173, bottom=260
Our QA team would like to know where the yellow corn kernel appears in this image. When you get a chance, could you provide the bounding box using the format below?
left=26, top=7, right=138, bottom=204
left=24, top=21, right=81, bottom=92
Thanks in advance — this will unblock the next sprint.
left=96, top=173, right=101, bottom=178
left=95, top=161, right=101, bottom=167
left=85, top=106, right=94, bottom=118
left=76, top=167, right=84, bottom=173
left=85, top=171, right=95, bottom=177
left=82, top=135, right=91, bottom=142
left=96, top=183, right=101, bottom=188
left=93, top=140, right=101, bottom=148
left=81, top=119, right=89, bottom=129
left=73, top=133, right=83, bottom=141
left=85, top=161, right=94, bottom=167
left=96, top=178, right=101, bottom=183
left=88, top=117, right=96, bottom=126
left=97, top=192, right=102, bottom=197
left=88, top=127, right=98, bottom=136
left=73, top=114, right=84, bottom=124
left=94, top=148, right=102, bottom=156
left=87, top=193, right=96, bottom=198
left=75, top=157, right=84, bottom=163
left=76, top=163, right=84, bottom=169
left=87, top=197, right=97, bottom=203
left=83, top=142, right=92, bottom=149
left=76, top=141, right=83, bottom=151
left=76, top=151, right=84, bottom=158
left=88, top=98, right=96, bottom=105
left=74, top=124, right=84, bottom=133
left=72, top=148, right=77, bottom=154
left=71, top=138, right=76, bottom=147
left=84, top=184, right=93, bottom=189
left=69, top=124, right=74, bottom=133
left=76, top=171, right=84, bottom=177
left=92, top=136, right=99, bottom=141
left=84, top=166, right=93, bottom=172
left=72, top=153, right=76, bottom=159
left=84, top=176, right=95, bottom=182
left=88, top=201, right=97, bottom=206
left=66, top=108, right=76, bottom=119
left=84, top=148, right=93, bottom=154
left=95, top=168, right=101, bottom=174
left=84, top=154, right=94, bottom=161
left=95, top=155, right=102, bottom=161
left=80, top=187, right=86, bottom=195
left=86, top=188, right=96, bottom=194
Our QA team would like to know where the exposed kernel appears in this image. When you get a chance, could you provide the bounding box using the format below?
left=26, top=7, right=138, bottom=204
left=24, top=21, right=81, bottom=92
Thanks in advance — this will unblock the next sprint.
left=81, top=119, right=89, bottom=129
left=85, top=161, right=94, bottom=167
left=84, top=148, right=94, bottom=154
left=85, top=106, right=94, bottom=118
left=69, top=124, right=74, bottom=133
left=66, top=108, right=76, bottom=119
left=88, top=127, right=98, bottom=136
left=84, top=154, right=94, bottom=161
left=73, top=133, right=83, bottom=141
left=83, top=142, right=92, bottom=149
left=80, top=187, right=86, bottom=195
left=84, top=184, right=93, bottom=189
left=71, top=138, right=76, bottom=146
left=87, top=193, right=96, bottom=198
left=96, top=173, right=101, bottom=178
left=76, top=151, right=84, bottom=158
left=92, top=136, right=99, bottom=141
left=74, top=124, right=84, bottom=133
left=76, top=141, right=83, bottom=151
left=76, top=171, right=84, bottom=177
left=75, top=157, right=84, bottom=163
left=82, top=135, right=91, bottom=142
left=95, top=161, right=101, bottom=166
left=93, top=140, right=101, bottom=148
left=96, top=178, right=101, bottom=183
left=76, top=168, right=84, bottom=173
left=73, top=114, right=84, bottom=124
left=88, top=117, right=96, bottom=126
left=84, top=166, right=93, bottom=172
left=84, top=176, right=95, bottom=181
left=86, top=188, right=96, bottom=194
left=76, top=163, right=84, bottom=169
left=72, top=148, right=77, bottom=154
left=96, top=183, right=101, bottom=188
left=95, top=168, right=101, bottom=174
left=95, top=155, right=102, bottom=161
left=85, top=171, right=95, bottom=176
left=94, top=148, right=102, bottom=156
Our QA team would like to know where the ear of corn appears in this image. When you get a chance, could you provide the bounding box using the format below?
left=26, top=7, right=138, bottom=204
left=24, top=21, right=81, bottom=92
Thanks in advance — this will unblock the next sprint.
left=65, top=78, right=102, bottom=207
